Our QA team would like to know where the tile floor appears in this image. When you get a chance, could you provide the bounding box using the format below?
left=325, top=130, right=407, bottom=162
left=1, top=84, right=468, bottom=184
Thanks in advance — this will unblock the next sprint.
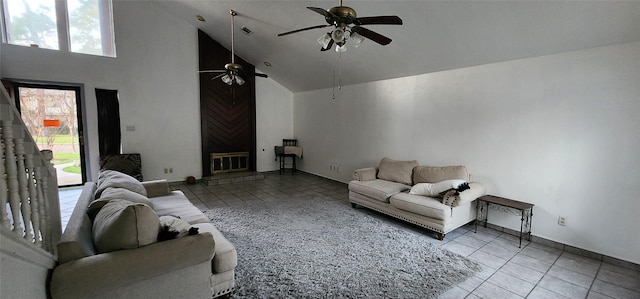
left=58, top=185, right=83, bottom=230
left=59, top=172, right=640, bottom=299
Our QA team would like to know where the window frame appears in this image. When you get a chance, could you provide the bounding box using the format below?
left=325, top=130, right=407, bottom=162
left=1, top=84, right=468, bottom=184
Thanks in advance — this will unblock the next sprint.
left=0, top=0, right=116, bottom=57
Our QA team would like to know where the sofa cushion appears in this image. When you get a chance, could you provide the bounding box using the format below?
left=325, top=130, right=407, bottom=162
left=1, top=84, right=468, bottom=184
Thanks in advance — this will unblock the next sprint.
left=413, top=165, right=469, bottom=184
left=348, top=179, right=410, bottom=203
left=96, top=170, right=147, bottom=199
left=409, top=180, right=467, bottom=197
left=87, top=187, right=153, bottom=220
left=152, top=191, right=211, bottom=224
left=390, top=192, right=451, bottom=221
left=377, top=157, right=418, bottom=185
left=192, top=223, right=238, bottom=273
left=93, top=199, right=160, bottom=253
left=142, top=179, right=172, bottom=198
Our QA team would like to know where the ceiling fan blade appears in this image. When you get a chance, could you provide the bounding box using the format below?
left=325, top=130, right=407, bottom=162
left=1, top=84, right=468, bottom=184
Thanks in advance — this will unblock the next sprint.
left=277, top=24, right=332, bottom=37
left=352, top=26, right=392, bottom=45
left=356, top=16, right=403, bottom=26
left=320, top=39, right=334, bottom=51
left=212, top=73, right=227, bottom=80
left=307, top=7, right=332, bottom=18
left=198, top=70, right=226, bottom=73
left=237, top=69, right=269, bottom=80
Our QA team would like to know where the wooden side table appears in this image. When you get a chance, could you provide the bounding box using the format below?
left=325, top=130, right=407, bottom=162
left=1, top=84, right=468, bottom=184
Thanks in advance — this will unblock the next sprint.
left=475, top=195, right=534, bottom=248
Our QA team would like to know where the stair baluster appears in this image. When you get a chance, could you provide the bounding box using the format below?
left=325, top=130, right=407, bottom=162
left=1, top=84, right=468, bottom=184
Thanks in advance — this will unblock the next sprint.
left=0, top=127, right=9, bottom=229
left=3, top=120, right=23, bottom=236
left=26, top=152, right=42, bottom=246
left=40, top=150, right=55, bottom=252
left=15, top=131, right=35, bottom=241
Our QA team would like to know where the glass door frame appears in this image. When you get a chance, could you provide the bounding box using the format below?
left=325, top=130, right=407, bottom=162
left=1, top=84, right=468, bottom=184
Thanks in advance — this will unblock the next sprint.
left=7, top=79, right=90, bottom=187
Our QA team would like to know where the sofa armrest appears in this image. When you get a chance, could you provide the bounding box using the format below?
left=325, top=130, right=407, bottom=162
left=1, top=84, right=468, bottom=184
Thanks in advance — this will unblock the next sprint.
left=142, top=179, right=172, bottom=197
left=353, top=167, right=377, bottom=181
left=50, top=232, right=215, bottom=299
left=455, top=182, right=487, bottom=206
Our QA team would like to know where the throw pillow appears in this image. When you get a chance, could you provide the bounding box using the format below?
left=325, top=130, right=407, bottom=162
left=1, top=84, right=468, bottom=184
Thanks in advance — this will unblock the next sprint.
left=99, top=154, right=143, bottom=181
left=442, top=190, right=459, bottom=206
left=377, top=157, right=418, bottom=185
left=409, top=179, right=467, bottom=197
left=157, top=215, right=199, bottom=242
left=92, top=199, right=159, bottom=253
left=87, top=187, right=153, bottom=221
left=95, top=170, right=147, bottom=199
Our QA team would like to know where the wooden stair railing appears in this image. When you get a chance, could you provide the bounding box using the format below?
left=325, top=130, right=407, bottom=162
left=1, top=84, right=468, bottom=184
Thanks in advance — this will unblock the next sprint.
left=1, top=85, right=61, bottom=256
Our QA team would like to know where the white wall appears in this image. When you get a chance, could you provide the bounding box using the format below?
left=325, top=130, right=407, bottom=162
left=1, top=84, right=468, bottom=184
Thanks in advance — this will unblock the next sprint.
left=111, top=1, right=200, bottom=181
left=0, top=1, right=292, bottom=181
left=256, top=73, right=294, bottom=172
left=293, top=41, right=640, bottom=264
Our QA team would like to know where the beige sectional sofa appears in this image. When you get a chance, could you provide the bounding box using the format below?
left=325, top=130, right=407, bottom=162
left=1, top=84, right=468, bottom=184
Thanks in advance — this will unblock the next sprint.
left=50, top=170, right=236, bottom=299
left=349, top=158, right=486, bottom=240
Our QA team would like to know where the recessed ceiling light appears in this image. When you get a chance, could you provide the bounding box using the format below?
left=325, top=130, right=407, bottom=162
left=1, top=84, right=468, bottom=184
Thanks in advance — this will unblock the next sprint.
left=264, top=62, right=272, bottom=67
left=196, top=15, right=206, bottom=22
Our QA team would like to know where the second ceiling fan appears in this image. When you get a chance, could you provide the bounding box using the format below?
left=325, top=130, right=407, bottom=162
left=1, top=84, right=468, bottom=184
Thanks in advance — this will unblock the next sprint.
left=200, top=10, right=268, bottom=85
left=277, top=0, right=403, bottom=52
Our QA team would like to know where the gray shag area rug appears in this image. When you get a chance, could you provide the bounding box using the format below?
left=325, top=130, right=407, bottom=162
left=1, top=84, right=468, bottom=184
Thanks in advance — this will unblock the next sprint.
left=204, top=196, right=481, bottom=298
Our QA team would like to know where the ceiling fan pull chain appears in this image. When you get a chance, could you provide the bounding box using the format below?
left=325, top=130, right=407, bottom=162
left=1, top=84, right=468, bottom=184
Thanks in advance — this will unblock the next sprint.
left=338, top=51, right=343, bottom=91
left=231, top=85, right=236, bottom=105
left=331, top=50, right=344, bottom=100
left=332, top=64, right=336, bottom=100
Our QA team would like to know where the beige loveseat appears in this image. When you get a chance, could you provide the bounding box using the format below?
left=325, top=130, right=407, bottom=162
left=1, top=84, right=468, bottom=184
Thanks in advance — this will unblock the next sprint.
left=50, top=170, right=237, bottom=299
left=349, top=158, right=486, bottom=240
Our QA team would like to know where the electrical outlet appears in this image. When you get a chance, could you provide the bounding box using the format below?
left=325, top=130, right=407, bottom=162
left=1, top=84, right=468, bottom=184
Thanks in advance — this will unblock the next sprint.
left=164, top=168, right=168, bottom=174
left=169, top=168, right=173, bottom=173
left=558, top=216, right=567, bottom=226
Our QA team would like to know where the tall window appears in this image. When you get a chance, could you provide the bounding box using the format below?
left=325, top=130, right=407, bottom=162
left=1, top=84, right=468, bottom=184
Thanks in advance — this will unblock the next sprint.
left=1, top=0, right=116, bottom=57
left=1, top=0, right=58, bottom=50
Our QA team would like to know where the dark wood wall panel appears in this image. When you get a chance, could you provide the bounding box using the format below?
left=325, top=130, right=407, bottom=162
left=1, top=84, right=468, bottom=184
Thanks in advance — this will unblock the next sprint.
left=199, top=30, right=256, bottom=177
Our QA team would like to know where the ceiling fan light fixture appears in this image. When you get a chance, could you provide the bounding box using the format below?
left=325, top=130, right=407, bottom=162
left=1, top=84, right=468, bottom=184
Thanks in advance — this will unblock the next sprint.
left=235, top=75, right=245, bottom=85
left=317, top=33, right=332, bottom=48
left=350, top=32, right=364, bottom=47
left=335, top=44, right=347, bottom=53
left=331, top=28, right=345, bottom=42
left=222, top=74, right=233, bottom=85
left=221, top=74, right=233, bottom=85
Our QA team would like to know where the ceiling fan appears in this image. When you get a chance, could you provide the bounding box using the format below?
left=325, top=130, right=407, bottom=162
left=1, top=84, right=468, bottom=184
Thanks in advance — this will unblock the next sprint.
left=199, top=10, right=268, bottom=85
left=277, top=0, right=403, bottom=52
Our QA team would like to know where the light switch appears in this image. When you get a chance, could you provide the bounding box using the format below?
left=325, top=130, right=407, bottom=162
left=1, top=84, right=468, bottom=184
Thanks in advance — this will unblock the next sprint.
left=126, top=125, right=136, bottom=132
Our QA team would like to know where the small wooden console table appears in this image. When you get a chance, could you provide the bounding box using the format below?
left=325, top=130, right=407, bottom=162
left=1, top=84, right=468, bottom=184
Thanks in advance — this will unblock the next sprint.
left=475, top=195, right=534, bottom=248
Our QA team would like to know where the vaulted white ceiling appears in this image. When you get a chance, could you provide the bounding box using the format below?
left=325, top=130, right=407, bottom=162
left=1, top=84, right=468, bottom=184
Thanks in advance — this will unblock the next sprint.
left=152, top=0, right=640, bottom=92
